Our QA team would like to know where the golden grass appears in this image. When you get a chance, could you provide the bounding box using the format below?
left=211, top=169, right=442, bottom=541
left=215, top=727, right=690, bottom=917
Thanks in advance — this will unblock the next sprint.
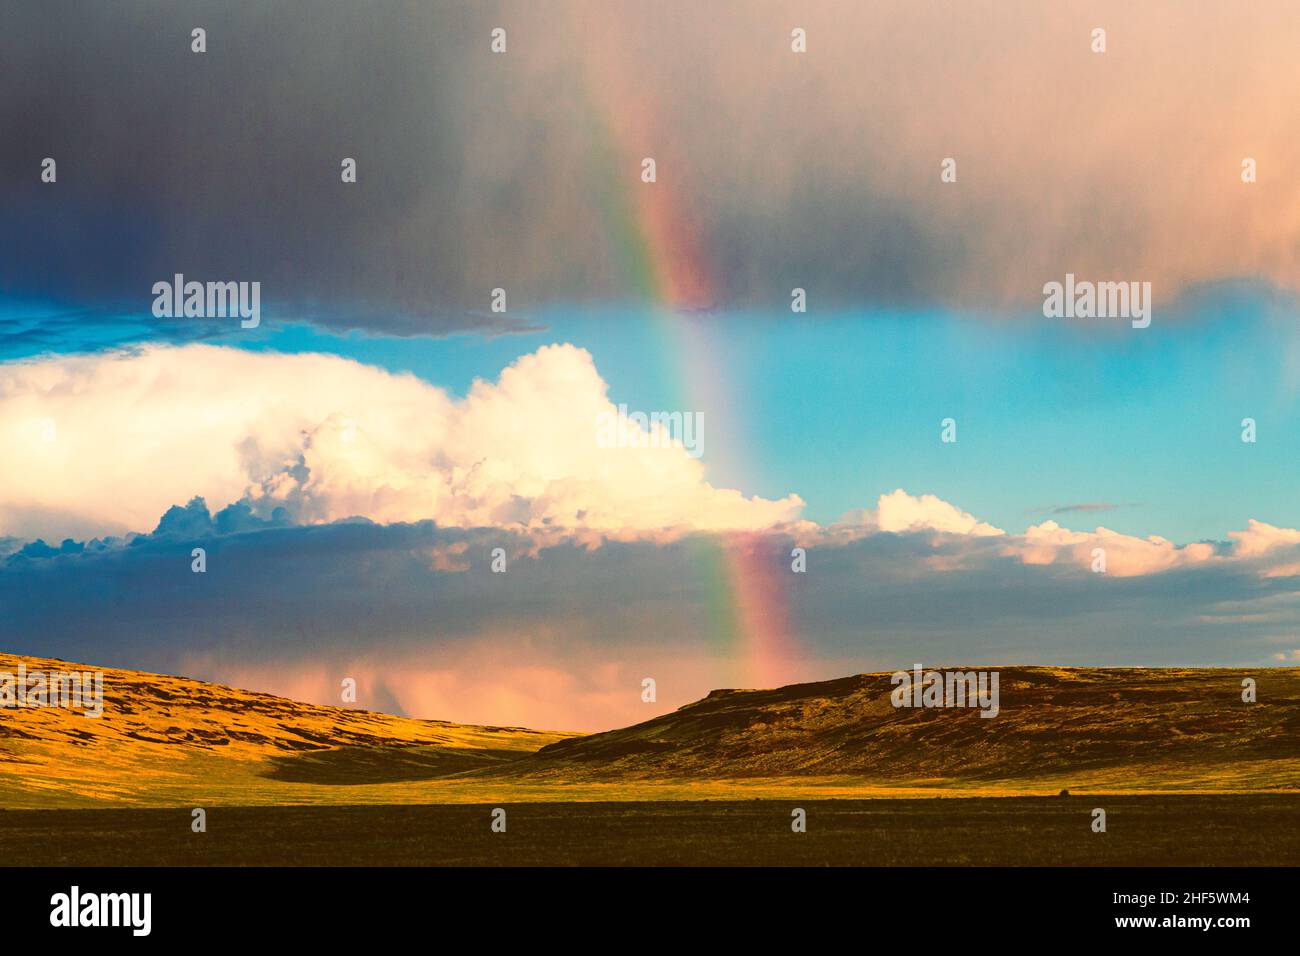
left=3, top=654, right=1298, bottom=809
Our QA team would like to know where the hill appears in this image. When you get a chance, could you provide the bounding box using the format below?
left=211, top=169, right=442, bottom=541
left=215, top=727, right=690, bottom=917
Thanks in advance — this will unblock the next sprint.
left=3, top=655, right=1299, bottom=807
left=513, top=666, right=1300, bottom=793
left=0, top=653, right=572, bottom=808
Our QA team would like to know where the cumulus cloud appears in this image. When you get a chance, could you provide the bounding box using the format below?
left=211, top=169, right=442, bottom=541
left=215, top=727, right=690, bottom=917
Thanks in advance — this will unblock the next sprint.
left=988, top=514, right=1300, bottom=579
left=874, top=489, right=1005, bottom=537
left=1014, top=521, right=1218, bottom=577
left=0, top=343, right=802, bottom=540
left=1228, top=519, right=1300, bottom=558
left=832, top=490, right=1300, bottom=580
left=834, top=490, right=1002, bottom=537
left=7, top=341, right=1300, bottom=593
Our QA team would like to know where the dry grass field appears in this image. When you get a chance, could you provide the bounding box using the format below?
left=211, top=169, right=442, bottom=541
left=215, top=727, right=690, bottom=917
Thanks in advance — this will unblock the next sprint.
left=3, top=654, right=1299, bottom=864
left=2, top=796, right=1297, bottom=866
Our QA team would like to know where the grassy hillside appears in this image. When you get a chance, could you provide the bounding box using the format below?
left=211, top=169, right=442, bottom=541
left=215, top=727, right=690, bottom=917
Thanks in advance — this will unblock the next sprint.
left=3, top=655, right=1298, bottom=808
left=0, top=653, right=572, bottom=808
left=513, top=666, right=1300, bottom=793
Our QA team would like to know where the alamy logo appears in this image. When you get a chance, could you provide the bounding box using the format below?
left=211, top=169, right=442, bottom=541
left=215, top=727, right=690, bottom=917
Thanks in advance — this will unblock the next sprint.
left=1042, top=273, right=1151, bottom=328
left=890, top=665, right=1000, bottom=718
left=50, top=886, right=151, bottom=936
left=0, top=664, right=103, bottom=717
left=595, top=404, right=703, bottom=459
left=152, top=273, right=261, bottom=328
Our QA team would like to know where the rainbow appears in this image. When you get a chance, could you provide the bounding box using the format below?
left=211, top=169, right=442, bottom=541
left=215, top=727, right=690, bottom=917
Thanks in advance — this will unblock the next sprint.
left=577, top=10, right=799, bottom=689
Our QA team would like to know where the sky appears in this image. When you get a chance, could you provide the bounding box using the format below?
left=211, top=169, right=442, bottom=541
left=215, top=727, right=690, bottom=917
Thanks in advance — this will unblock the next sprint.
left=2, top=1, right=1299, bottom=731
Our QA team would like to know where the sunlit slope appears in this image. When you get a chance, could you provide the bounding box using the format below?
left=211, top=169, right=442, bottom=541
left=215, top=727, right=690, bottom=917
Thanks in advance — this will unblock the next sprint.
left=515, top=667, right=1300, bottom=792
left=4, top=657, right=1298, bottom=808
left=0, top=653, right=573, bottom=808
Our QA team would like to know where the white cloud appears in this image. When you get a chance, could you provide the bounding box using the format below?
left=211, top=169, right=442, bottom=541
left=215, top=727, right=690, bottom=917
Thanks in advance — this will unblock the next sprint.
left=0, top=344, right=802, bottom=539
left=1015, top=521, right=1218, bottom=577
left=876, top=488, right=1005, bottom=537
left=1228, top=519, right=1300, bottom=558
left=6, top=344, right=1300, bottom=591
left=833, top=490, right=1298, bottom=579
left=836, top=489, right=1004, bottom=537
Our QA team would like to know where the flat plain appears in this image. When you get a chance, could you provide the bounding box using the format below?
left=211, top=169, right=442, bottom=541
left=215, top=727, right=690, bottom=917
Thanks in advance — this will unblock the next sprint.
left=2, top=795, right=1297, bottom=866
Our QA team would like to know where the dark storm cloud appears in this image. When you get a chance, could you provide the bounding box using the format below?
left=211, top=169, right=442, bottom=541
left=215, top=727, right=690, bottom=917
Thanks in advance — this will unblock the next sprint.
left=0, top=0, right=956, bottom=332
left=6, top=0, right=1296, bottom=351
left=1, top=0, right=569, bottom=339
